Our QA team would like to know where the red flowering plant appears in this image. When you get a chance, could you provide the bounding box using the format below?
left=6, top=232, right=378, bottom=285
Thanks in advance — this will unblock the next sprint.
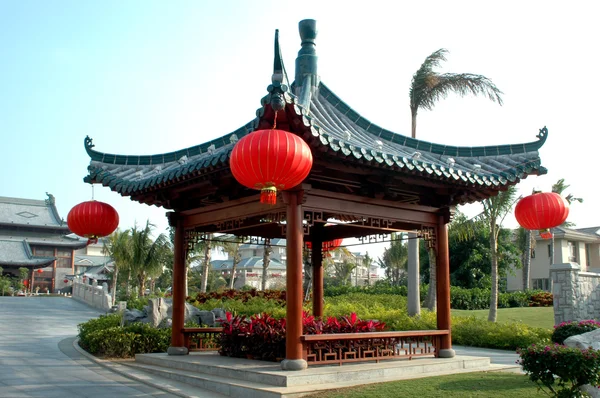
left=518, top=343, right=600, bottom=397
left=219, top=311, right=386, bottom=362
left=552, top=320, right=600, bottom=344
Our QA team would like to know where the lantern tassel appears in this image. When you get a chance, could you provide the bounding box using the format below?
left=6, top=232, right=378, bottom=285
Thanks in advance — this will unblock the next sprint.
left=539, top=229, right=553, bottom=240
left=260, top=187, right=277, bottom=205
left=87, top=237, right=98, bottom=245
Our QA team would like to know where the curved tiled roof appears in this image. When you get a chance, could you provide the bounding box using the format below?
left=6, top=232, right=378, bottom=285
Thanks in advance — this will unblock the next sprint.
left=0, top=239, right=55, bottom=267
left=85, top=80, right=546, bottom=201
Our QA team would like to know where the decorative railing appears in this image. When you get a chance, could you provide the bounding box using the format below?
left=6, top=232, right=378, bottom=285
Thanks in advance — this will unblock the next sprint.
left=301, top=330, right=449, bottom=366
left=182, top=327, right=223, bottom=352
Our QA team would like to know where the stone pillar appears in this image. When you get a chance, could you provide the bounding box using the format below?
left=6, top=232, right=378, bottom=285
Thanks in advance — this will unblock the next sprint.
left=551, top=262, right=581, bottom=325
left=168, top=213, right=188, bottom=355
left=407, top=232, right=420, bottom=316
left=436, top=215, right=454, bottom=358
left=311, top=224, right=324, bottom=318
left=281, top=190, right=307, bottom=370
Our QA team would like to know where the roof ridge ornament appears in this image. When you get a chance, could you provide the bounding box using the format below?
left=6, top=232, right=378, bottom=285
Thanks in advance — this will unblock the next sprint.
left=294, top=19, right=319, bottom=109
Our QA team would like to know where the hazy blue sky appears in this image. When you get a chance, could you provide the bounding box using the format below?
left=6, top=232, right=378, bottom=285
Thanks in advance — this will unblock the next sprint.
left=1, top=1, right=598, bottom=259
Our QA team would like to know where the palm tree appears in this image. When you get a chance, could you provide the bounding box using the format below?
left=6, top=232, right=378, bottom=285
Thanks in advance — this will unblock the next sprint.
left=363, top=252, right=373, bottom=286
left=516, top=226, right=536, bottom=290
left=548, top=179, right=583, bottom=265
left=199, top=234, right=212, bottom=293
left=481, top=186, right=518, bottom=322
left=105, top=229, right=132, bottom=305
left=221, top=237, right=242, bottom=290
left=261, top=238, right=273, bottom=291
left=378, top=233, right=408, bottom=286
left=409, top=48, right=504, bottom=313
left=326, top=246, right=356, bottom=286
left=129, top=221, right=171, bottom=297
left=409, top=48, right=503, bottom=138
left=452, top=186, right=518, bottom=321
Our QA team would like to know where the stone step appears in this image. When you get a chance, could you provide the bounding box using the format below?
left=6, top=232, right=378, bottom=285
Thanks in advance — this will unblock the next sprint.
left=129, top=353, right=498, bottom=397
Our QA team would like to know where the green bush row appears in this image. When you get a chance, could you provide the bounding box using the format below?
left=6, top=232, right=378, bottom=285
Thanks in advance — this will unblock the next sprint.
left=78, top=314, right=170, bottom=358
left=324, top=284, right=551, bottom=310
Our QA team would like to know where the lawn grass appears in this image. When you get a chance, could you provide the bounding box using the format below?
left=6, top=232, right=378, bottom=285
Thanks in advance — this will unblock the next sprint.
left=452, top=306, right=554, bottom=330
left=307, top=372, right=543, bottom=397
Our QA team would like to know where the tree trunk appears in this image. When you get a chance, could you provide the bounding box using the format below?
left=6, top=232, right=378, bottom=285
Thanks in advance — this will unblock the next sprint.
left=367, top=265, right=371, bottom=286
left=549, top=228, right=555, bottom=266
left=139, top=273, right=146, bottom=297
left=261, top=239, right=272, bottom=291
left=522, top=230, right=531, bottom=290
left=425, top=248, right=437, bottom=310
left=111, top=266, right=118, bottom=306
left=127, top=270, right=131, bottom=296
left=488, top=223, right=499, bottom=322
left=411, top=109, right=417, bottom=139
left=184, top=263, right=188, bottom=298
left=200, top=235, right=211, bottom=293
left=229, top=261, right=238, bottom=290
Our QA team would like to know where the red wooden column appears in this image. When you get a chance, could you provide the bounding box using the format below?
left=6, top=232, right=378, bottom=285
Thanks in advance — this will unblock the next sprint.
left=311, top=229, right=324, bottom=317
left=282, top=190, right=307, bottom=370
left=436, top=213, right=455, bottom=358
left=168, top=213, right=188, bottom=355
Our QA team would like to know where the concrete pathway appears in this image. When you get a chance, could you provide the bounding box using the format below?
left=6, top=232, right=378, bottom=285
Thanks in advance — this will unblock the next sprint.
left=0, top=296, right=180, bottom=398
left=454, top=345, right=521, bottom=367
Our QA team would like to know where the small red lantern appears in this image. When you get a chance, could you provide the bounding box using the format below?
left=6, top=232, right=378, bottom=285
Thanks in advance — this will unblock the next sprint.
left=23, top=280, right=29, bottom=287
left=63, top=279, right=69, bottom=284
left=67, top=200, right=119, bottom=244
left=230, top=129, right=313, bottom=205
left=36, top=269, right=43, bottom=274
left=306, top=239, right=343, bottom=252
left=515, top=192, right=569, bottom=239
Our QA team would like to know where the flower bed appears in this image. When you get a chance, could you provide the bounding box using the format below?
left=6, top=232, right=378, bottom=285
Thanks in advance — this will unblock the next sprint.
left=218, top=311, right=385, bottom=362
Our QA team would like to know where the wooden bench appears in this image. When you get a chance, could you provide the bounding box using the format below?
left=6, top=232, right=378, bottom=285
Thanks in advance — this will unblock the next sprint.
left=300, top=330, right=449, bottom=366
left=182, top=327, right=223, bottom=352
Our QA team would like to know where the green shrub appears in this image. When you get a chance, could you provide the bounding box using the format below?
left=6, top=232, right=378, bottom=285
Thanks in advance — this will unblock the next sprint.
left=552, top=320, right=600, bottom=344
left=452, top=316, right=551, bottom=350
left=78, top=314, right=171, bottom=358
left=519, top=343, right=600, bottom=397
left=529, top=291, right=553, bottom=307
left=86, top=327, right=137, bottom=358
left=78, top=313, right=121, bottom=350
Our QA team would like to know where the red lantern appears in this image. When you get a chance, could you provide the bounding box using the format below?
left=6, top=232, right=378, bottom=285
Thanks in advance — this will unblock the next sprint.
left=67, top=200, right=119, bottom=244
left=230, top=129, right=313, bottom=204
left=306, top=239, right=343, bottom=252
left=23, top=280, right=29, bottom=287
left=515, top=192, right=569, bottom=239
left=36, top=269, right=43, bottom=274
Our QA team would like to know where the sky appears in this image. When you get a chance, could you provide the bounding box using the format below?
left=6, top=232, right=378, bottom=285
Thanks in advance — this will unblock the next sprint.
left=1, top=1, right=598, bottom=262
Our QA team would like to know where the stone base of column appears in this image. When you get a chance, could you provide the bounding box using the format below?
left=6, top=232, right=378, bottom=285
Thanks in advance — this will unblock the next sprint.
left=167, top=346, right=189, bottom=356
left=281, top=359, right=307, bottom=370
left=438, top=348, right=456, bottom=358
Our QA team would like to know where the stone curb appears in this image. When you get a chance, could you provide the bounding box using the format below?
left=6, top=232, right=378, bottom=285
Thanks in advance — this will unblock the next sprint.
left=72, top=338, right=196, bottom=398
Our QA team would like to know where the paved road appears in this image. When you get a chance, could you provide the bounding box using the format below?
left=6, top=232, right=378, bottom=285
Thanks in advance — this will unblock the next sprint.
left=0, top=296, right=178, bottom=398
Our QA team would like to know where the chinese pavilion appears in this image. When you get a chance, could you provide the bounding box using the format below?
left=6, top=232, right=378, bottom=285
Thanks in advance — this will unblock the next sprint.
left=82, top=20, right=547, bottom=369
left=0, top=194, right=87, bottom=293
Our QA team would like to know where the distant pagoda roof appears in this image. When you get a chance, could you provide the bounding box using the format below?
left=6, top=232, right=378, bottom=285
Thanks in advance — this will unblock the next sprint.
left=0, top=239, right=55, bottom=268
left=0, top=194, right=70, bottom=232
left=83, top=20, right=547, bottom=210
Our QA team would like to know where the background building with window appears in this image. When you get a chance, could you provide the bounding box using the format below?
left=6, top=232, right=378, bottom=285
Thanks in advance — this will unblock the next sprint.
left=0, top=194, right=87, bottom=293
left=507, top=226, right=600, bottom=291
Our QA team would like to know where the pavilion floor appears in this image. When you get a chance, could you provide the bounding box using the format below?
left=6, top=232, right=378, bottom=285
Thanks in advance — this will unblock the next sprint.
left=99, top=351, right=520, bottom=398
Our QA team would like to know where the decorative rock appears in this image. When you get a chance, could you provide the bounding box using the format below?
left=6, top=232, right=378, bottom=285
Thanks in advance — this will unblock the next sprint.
left=123, top=309, right=146, bottom=323
left=198, top=310, right=216, bottom=326
left=564, top=329, right=600, bottom=397
left=564, top=328, right=600, bottom=350
left=148, top=298, right=170, bottom=327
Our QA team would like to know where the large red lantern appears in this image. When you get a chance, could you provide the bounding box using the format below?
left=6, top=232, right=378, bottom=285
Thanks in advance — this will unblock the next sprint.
left=230, top=129, right=313, bottom=205
left=67, top=200, right=119, bottom=244
left=306, top=239, right=343, bottom=252
left=515, top=192, right=569, bottom=239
